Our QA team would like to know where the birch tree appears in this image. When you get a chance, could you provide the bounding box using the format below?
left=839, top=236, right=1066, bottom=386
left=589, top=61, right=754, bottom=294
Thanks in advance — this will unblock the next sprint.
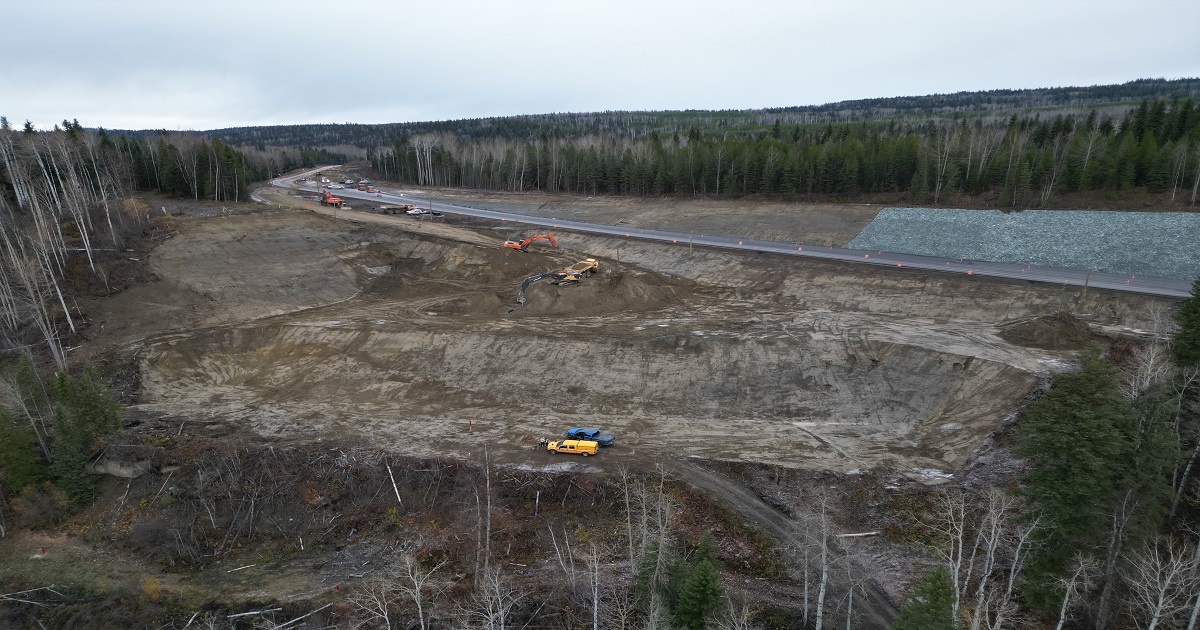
left=1124, top=537, right=1199, bottom=630
left=1039, top=124, right=1076, bottom=206
left=929, top=126, right=960, bottom=204
left=1054, top=555, right=1098, bottom=630
left=394, top=554, right=446, bottom=630
left=462, top=566, right=522, bottom=630
left=811, top=495, right=833, bottom=630
left=927, top=487, right=1039, bottom=630
left=172, top=134, right=203, bottom=199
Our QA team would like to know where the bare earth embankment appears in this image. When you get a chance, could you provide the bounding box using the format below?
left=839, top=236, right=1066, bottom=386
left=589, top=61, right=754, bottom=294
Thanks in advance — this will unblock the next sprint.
left=161, top=183, right=1165, bottom=478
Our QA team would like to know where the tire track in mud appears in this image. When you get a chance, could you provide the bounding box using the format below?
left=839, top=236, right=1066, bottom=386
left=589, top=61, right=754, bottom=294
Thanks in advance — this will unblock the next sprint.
left=668, top=459, right=899, bottom=628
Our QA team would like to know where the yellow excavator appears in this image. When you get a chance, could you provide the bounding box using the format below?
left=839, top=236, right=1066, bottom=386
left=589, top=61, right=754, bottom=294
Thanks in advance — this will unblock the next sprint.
left=515, top=258, right=601, bottom=306
left=551, top=258, right=599, bottom=284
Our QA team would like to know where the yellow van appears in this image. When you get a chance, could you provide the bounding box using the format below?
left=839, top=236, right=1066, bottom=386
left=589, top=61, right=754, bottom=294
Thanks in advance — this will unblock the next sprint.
left=547, top=440, right=598, bottom=456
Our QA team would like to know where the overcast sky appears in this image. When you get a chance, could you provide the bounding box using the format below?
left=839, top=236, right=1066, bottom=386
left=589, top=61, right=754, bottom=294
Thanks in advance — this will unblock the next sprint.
left=4, top=0, right=1198, bottom=131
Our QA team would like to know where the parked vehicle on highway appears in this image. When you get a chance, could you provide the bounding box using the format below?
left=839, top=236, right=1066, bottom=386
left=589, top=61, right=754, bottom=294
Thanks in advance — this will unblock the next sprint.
left=547, top=439, right=598, bottom=456
left=566, top=427, right=615, bottom=446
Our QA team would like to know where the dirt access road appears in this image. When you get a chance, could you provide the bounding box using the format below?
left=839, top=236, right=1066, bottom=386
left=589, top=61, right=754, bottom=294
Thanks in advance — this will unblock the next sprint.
left=86, top=180, right=1173, bottom=480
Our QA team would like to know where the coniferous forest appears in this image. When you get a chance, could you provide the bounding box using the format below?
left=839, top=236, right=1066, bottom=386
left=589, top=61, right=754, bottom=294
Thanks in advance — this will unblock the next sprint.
left=366, top=101, right=1200, bottom=207
left=203, top=78, right=1200, bottom=208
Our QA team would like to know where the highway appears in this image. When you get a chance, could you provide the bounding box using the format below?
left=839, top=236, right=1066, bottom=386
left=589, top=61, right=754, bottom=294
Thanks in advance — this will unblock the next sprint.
left=271, top=171, right=1195, bottom=299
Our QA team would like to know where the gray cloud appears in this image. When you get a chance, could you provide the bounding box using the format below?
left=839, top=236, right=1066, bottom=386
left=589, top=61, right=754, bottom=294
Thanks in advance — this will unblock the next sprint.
left=3, top=0, right=1198, bottom=130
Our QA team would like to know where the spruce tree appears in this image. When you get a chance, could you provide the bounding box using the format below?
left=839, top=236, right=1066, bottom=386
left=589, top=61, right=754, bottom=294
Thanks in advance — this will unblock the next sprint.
left=894, top=567, right=956, bottom=630
left=673, top=557, right=723, bottom=630
left=50, top=405, right=94, bottom=506
left=0, top=411, right=49, bottom=491
left=1171, top=277, right=1200, bottom=366
left=47, top=366, right=122, bottom=506
left=1122, top=385, right=1178, bottom=532
left=1016, top=345, right=1135, bottom=610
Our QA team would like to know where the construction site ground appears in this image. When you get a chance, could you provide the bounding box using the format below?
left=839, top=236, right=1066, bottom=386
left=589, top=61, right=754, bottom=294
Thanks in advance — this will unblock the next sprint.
left=3, top=180, right=1173, bottom=625
left=81, top=183, right=1173, bottom=479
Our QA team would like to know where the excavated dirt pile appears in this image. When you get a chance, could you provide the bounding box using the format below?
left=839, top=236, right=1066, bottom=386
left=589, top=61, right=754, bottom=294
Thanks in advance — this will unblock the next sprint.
left=364, top=239, right=693, bottom=318
left=997, top=310, right=1101, bottom=350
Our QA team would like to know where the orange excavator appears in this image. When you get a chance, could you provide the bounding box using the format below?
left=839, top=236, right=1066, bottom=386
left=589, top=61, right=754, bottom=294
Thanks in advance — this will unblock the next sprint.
left=503, top=234, right=557, bottom=252
left=319, top=190, right=343, bottom=208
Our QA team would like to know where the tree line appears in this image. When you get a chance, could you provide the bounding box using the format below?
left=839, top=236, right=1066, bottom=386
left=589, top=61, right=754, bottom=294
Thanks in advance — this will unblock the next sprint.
left=206, top=78, right=1200, bottom=150
left=368, top=98, right=1200, bottom=208
left=0, top=117, right=335, bottom=367
left=896, top=282, right=1200, bottom=630
left=0, top=116, right=303, bottom=543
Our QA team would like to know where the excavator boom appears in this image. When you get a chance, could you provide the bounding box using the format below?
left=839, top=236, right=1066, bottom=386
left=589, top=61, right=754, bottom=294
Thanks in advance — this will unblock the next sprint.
left=503, top=233, right=558, bottom=252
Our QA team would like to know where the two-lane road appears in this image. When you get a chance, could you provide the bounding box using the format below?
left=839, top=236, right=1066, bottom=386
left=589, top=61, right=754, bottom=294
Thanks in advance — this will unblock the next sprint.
left=271, top=172, right=1194, bottom=298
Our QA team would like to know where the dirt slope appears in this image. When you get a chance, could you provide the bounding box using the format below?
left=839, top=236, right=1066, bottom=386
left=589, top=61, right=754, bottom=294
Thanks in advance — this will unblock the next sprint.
left=53, top=190, right=1179, bottom=627
left=105, top=200, right=1173, bottom=480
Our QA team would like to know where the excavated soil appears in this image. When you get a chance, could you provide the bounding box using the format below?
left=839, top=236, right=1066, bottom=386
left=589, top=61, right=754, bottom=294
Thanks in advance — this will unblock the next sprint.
left=84, top=192, right=1178, bottom=478
left=997, top=311, right=1105, bottom=350
left=48, top=189, right=1185, bottom=627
